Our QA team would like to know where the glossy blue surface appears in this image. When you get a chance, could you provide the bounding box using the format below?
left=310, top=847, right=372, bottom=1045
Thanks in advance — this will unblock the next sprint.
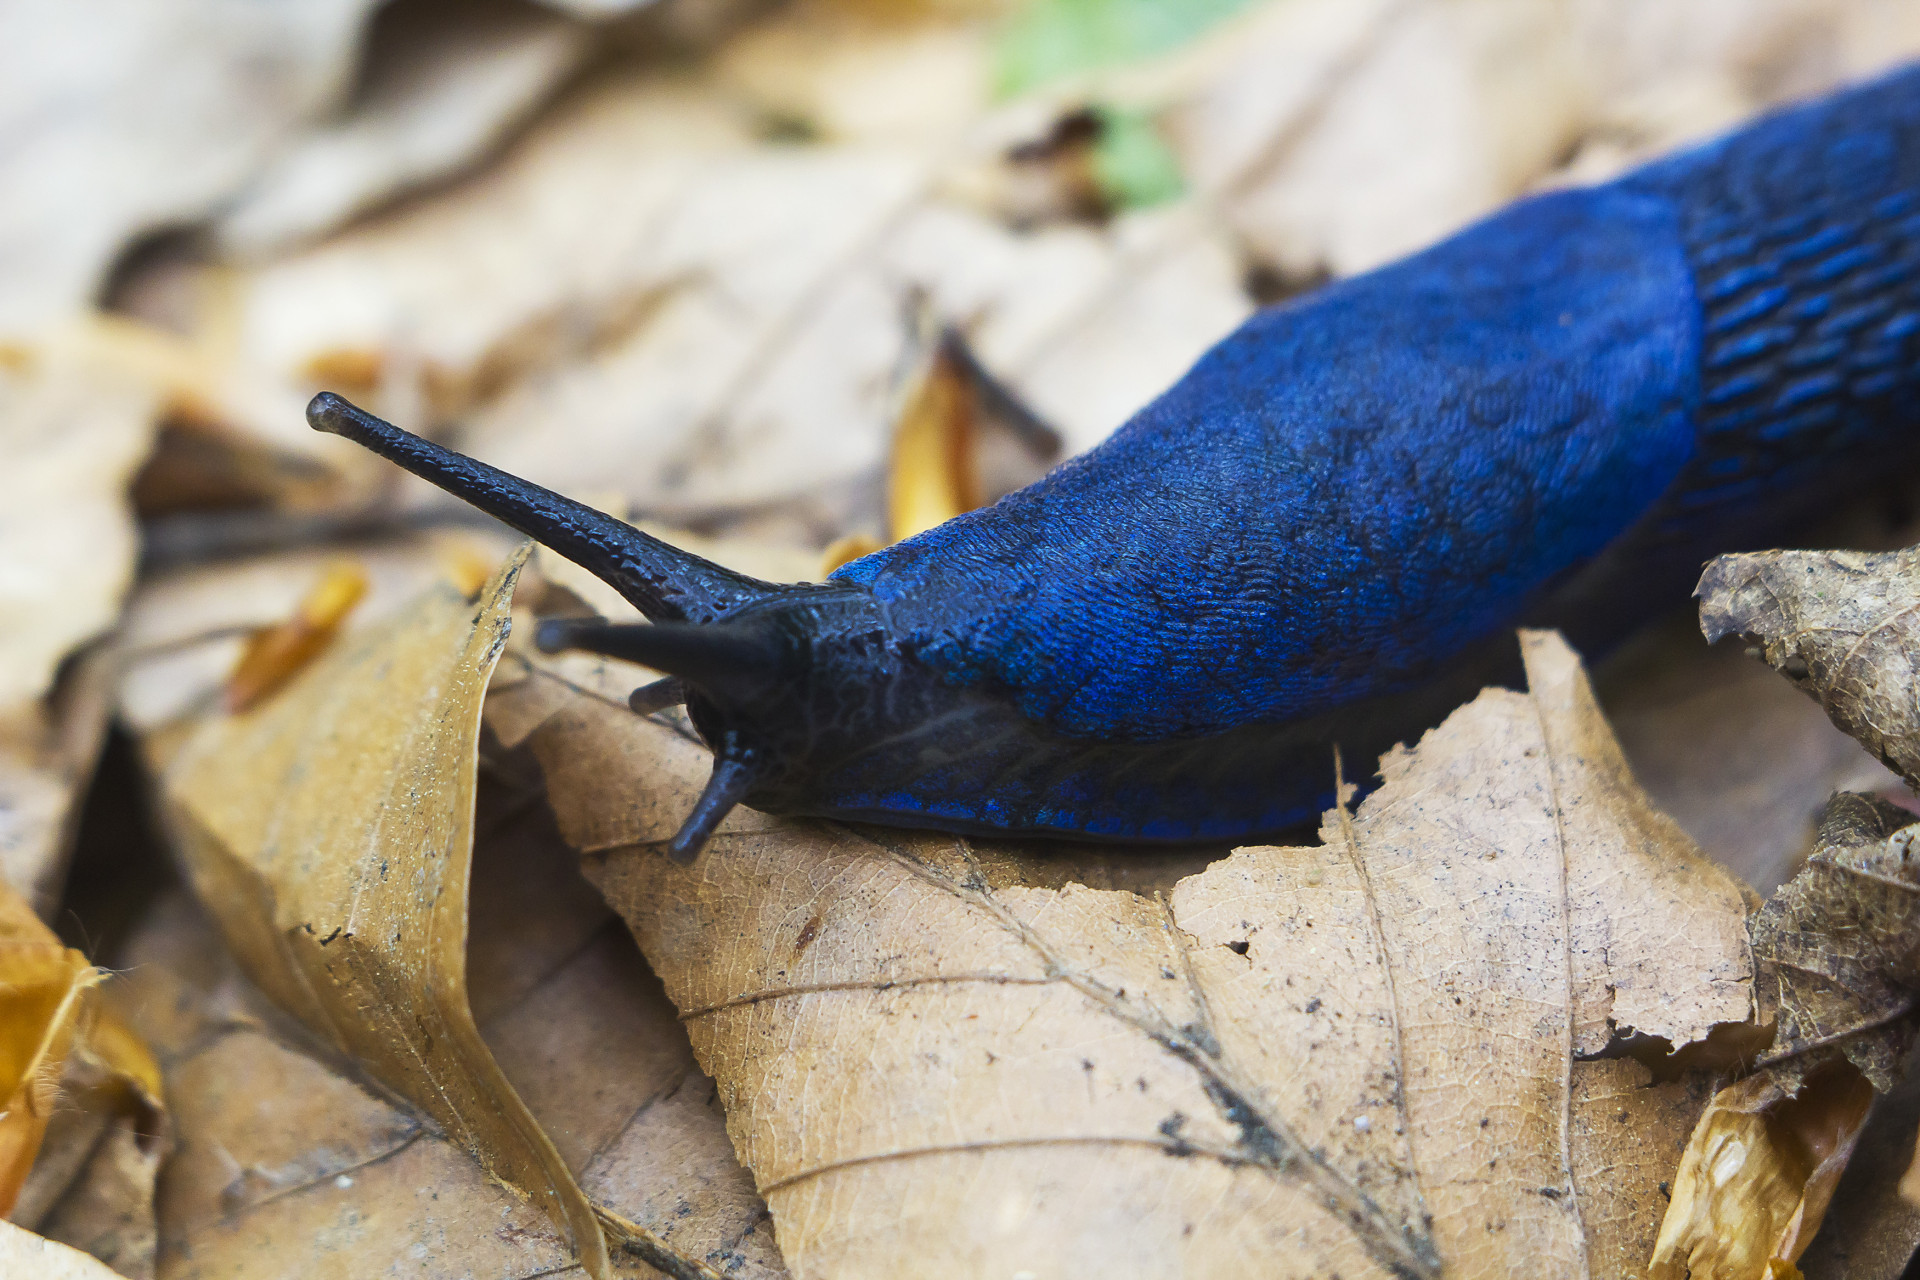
left=837, top=63, right=1920, bottom=745
left=808, top=64, right=1920, bottom=836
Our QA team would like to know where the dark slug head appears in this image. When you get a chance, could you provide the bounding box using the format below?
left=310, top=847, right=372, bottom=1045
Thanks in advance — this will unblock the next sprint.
left=307, top=392, right=917, bottom=862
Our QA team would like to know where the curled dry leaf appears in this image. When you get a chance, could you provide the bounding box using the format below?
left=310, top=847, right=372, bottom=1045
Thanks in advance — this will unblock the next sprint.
left=156, top=548, right=780, bottom=1279
left=1750, top=792, right=1920, bottom=1091
left=497, top=628, right=1748, bottom=1277
left=106, top=891, right=578, bottom=1279
left=111, top=757, right=780, bottom=1277
left=1698, top=545, right=1920, bottom=794
left=157, top=547, right=626, bottom=1272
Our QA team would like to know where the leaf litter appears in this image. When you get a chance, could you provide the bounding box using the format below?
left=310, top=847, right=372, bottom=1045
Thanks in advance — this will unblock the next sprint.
left=497, top=627, right=1745, bottom=1278
left=11, top=0, right=1920, bottom=1275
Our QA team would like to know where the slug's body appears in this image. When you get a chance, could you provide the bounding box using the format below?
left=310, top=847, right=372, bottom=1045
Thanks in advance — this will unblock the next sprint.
left=314, top=65, right=1920, bottom=860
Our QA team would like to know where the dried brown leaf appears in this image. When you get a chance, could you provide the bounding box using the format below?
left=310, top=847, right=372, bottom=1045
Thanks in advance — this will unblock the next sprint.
left=1699, top=546, right=1920, bottom=795
left=107, top=892, right=581, bottom=1280
left=502, top=628, right=1747, bottom=1277
left=1748, top=793, right=1920, bottom=1092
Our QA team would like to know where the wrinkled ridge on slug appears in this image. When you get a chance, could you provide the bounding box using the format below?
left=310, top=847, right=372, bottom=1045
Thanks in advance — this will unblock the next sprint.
left=307, top=393, right=778, bottom=625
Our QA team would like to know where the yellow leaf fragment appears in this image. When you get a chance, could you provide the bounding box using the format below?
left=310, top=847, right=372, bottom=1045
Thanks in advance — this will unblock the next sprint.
left=1652, top=1063, right=1874, bottom=1280
left=14, top=1004, right=171, bottom=1280
left=0, top=878, right=101, bottom=1218
left=887, top=325, right=980, bottom=542
left=509, top=628, right=1748, bottom=1277
left=222, top=560, right=369, bottom=712
left=161, top=546, right=630, bottom=1278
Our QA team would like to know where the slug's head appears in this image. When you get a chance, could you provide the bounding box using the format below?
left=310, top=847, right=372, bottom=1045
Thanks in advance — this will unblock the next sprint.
left=307, top=393, right=909, bottom=863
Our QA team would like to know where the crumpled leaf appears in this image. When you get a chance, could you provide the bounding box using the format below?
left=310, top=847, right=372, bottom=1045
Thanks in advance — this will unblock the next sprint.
left=0, top=1220, right=124, bottom=1280
left=1700, top=546, right=1920, bottom=796
left=498, top=627, right=1747, bottom=1277
left=0, top=0, right=380, bottom=334
left=1749, top=792, right=1920, bottom=1091
left=1652, top=1061, right=1876, bottom=1280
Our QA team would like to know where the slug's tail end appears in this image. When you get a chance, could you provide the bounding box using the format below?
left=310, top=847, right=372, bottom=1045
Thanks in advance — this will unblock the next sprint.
left=307, top=392, right=774, bottom=624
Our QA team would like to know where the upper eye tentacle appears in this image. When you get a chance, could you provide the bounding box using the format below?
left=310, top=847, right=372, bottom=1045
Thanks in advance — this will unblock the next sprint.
left=307, top=392, right=779, bottom=624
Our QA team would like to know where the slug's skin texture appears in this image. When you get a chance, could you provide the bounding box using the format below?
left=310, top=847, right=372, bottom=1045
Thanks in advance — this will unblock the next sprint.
left=312, top=64, right=1920, bottom=856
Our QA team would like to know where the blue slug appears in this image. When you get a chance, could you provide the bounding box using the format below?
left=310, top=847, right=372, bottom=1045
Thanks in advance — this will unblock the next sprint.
left=311, top=64, right=1920, bottom=861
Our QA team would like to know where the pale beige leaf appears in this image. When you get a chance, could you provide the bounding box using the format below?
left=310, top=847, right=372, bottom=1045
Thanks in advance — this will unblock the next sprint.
left=0, top=336, right=158, bottom=714
left=216, top=1, right=593, bottom=258
left=503, top=628, right=1746, bottom=1277
left=0, top=1220, right=124, bottom=1280
left=0, top=0, right=379, bottom=334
